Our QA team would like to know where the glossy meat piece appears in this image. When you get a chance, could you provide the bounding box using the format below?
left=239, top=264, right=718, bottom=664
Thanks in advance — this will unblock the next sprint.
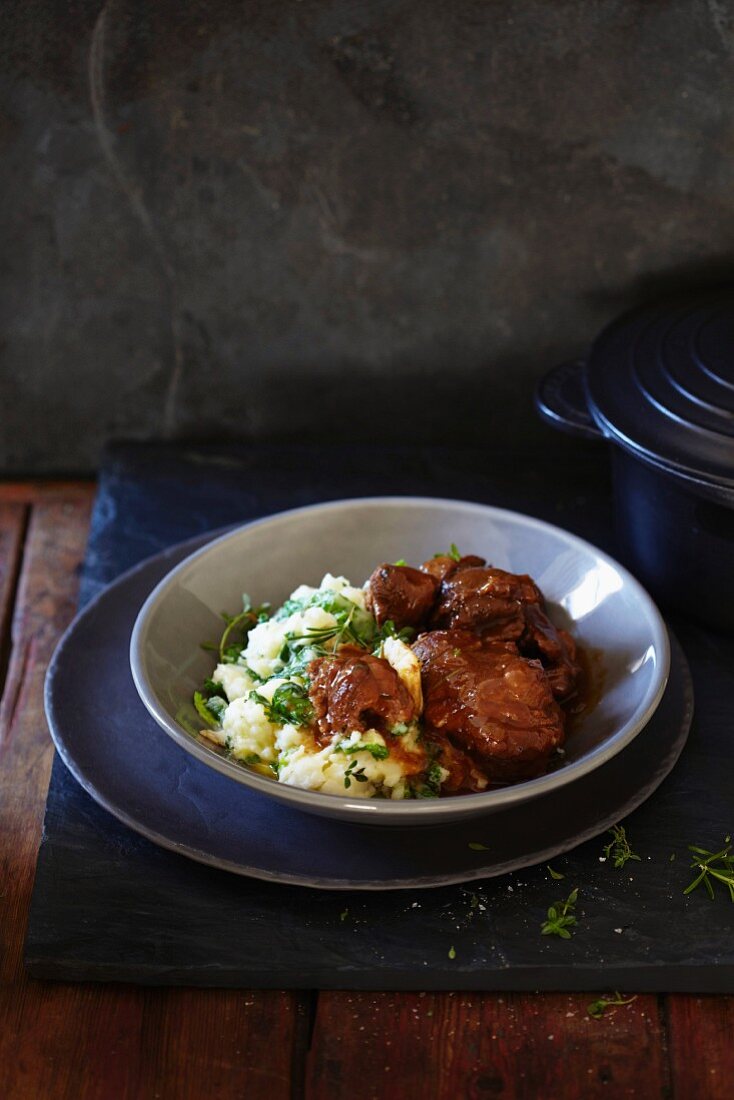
left=431, top=565, right=543, bottom=639
left=413, top=630, right=565, bottom=783
left=365, top=563, right=439, bottom=629
left=522, top=604, right=581, bottom=702
left=419, top=554, right=486, bottom=584
left=308, top=645, right=416, bottom=743
left=430, top=564, right=580, bottom=701
left=423, top=731, right=489, bottom=793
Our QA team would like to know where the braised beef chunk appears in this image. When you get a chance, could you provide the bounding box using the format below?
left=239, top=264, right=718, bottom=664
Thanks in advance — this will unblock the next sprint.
left=419, top=554, right=486, bottom=584
left=431, top=566, right=543, bottom=639
left=423, top=730, right=489, bottom=793
left=412, top=630, right=565, bottom=783
left=308, top=645, right=416, bottom=743
left=457, top=554, right=488, bottom=570
left=522, top=604, right=581, bottom=703
left=429, top=564, right=580, bottom=702
left=365, top=563, right=439, bottom=629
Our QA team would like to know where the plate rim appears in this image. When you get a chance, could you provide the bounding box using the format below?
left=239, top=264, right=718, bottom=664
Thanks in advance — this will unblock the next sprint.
left=127, top=495, right=672, bottom=821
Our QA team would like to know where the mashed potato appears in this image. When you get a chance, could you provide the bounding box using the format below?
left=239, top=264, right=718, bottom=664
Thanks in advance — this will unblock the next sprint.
left=197, top=573, right=432, bottom=799
left=243, top=605, right=338, bottom=680
left=279, top=731, right=410, bottom=799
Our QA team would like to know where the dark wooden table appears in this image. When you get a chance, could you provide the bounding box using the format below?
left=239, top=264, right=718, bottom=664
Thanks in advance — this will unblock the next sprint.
left=1, top=480, right=733, bottom=1099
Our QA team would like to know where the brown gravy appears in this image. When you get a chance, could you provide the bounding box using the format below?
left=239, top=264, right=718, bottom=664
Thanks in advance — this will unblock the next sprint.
left=565, top=644, right=606, bottom=735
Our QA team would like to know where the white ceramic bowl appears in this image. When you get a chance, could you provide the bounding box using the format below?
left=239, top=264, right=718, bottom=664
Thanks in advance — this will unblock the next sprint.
left=130, top=497, right=670, bottom=824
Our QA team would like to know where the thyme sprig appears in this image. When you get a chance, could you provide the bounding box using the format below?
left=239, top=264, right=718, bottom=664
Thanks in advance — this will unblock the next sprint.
left=286, top=600, right=368, bottom=652
left=344, top=759, right=369, bottom=789
left=684, top=837, right=734, bottom=902
left=286, top=610, right=412, bottom=658
left=541, top=887, right=579, bottom=939
left=603, top=825, right=641, bottom=869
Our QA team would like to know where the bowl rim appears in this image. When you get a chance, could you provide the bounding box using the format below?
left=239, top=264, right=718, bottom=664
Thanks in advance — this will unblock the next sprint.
left=129, top=495, right=671, bottom=821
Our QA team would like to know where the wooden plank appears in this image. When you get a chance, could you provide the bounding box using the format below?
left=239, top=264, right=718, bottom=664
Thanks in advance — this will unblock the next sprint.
left=306, top=991, right=669, bottom=1099
left=138, top=988, right=305, bottom=1100
left=666, top=995, right=734, bottom=1100
left=0, top=480, right=94, bottom=504
left=0, top=494, right=301, bottom=1100
left=0, top=501, right=28, bottom=696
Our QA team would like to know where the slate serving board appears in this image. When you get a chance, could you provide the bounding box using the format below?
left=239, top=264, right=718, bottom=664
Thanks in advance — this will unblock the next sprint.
left=26, top=440, right=734, bottom=990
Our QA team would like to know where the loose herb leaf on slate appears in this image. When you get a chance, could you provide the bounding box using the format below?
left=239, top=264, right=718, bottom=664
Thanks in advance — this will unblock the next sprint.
left=603, top=825, right=641, bottom=869
left=466, top=892, right=480, bottom=919
left=684, top=836, right=734, bottom=902
left=541, top=888, right=579, bottom=939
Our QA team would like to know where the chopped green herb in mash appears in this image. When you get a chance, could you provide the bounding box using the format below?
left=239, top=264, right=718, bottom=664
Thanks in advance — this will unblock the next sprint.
left=336, top=741, right=390, bottom=760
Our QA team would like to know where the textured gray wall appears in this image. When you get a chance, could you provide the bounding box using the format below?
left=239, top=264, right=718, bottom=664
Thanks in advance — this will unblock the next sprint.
left=2, top=0, right=734, bottom=473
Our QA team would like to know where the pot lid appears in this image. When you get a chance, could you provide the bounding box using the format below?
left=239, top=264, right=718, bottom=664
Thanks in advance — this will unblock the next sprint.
left=586, top=287, right=734, bottom=488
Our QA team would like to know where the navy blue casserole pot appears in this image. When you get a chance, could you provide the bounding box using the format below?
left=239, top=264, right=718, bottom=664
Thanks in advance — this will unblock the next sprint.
left=536, top=287, right=734, bottom=632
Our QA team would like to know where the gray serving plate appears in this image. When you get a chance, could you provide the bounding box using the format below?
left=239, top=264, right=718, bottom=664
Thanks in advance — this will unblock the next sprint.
left=45, top=533, right=692, bottom=889
left=129, top=498, right=670, bottom=824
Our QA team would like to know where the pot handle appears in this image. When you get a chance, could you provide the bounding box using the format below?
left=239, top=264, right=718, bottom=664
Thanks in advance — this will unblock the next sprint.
left=534, top=359, right=603, bottom=441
